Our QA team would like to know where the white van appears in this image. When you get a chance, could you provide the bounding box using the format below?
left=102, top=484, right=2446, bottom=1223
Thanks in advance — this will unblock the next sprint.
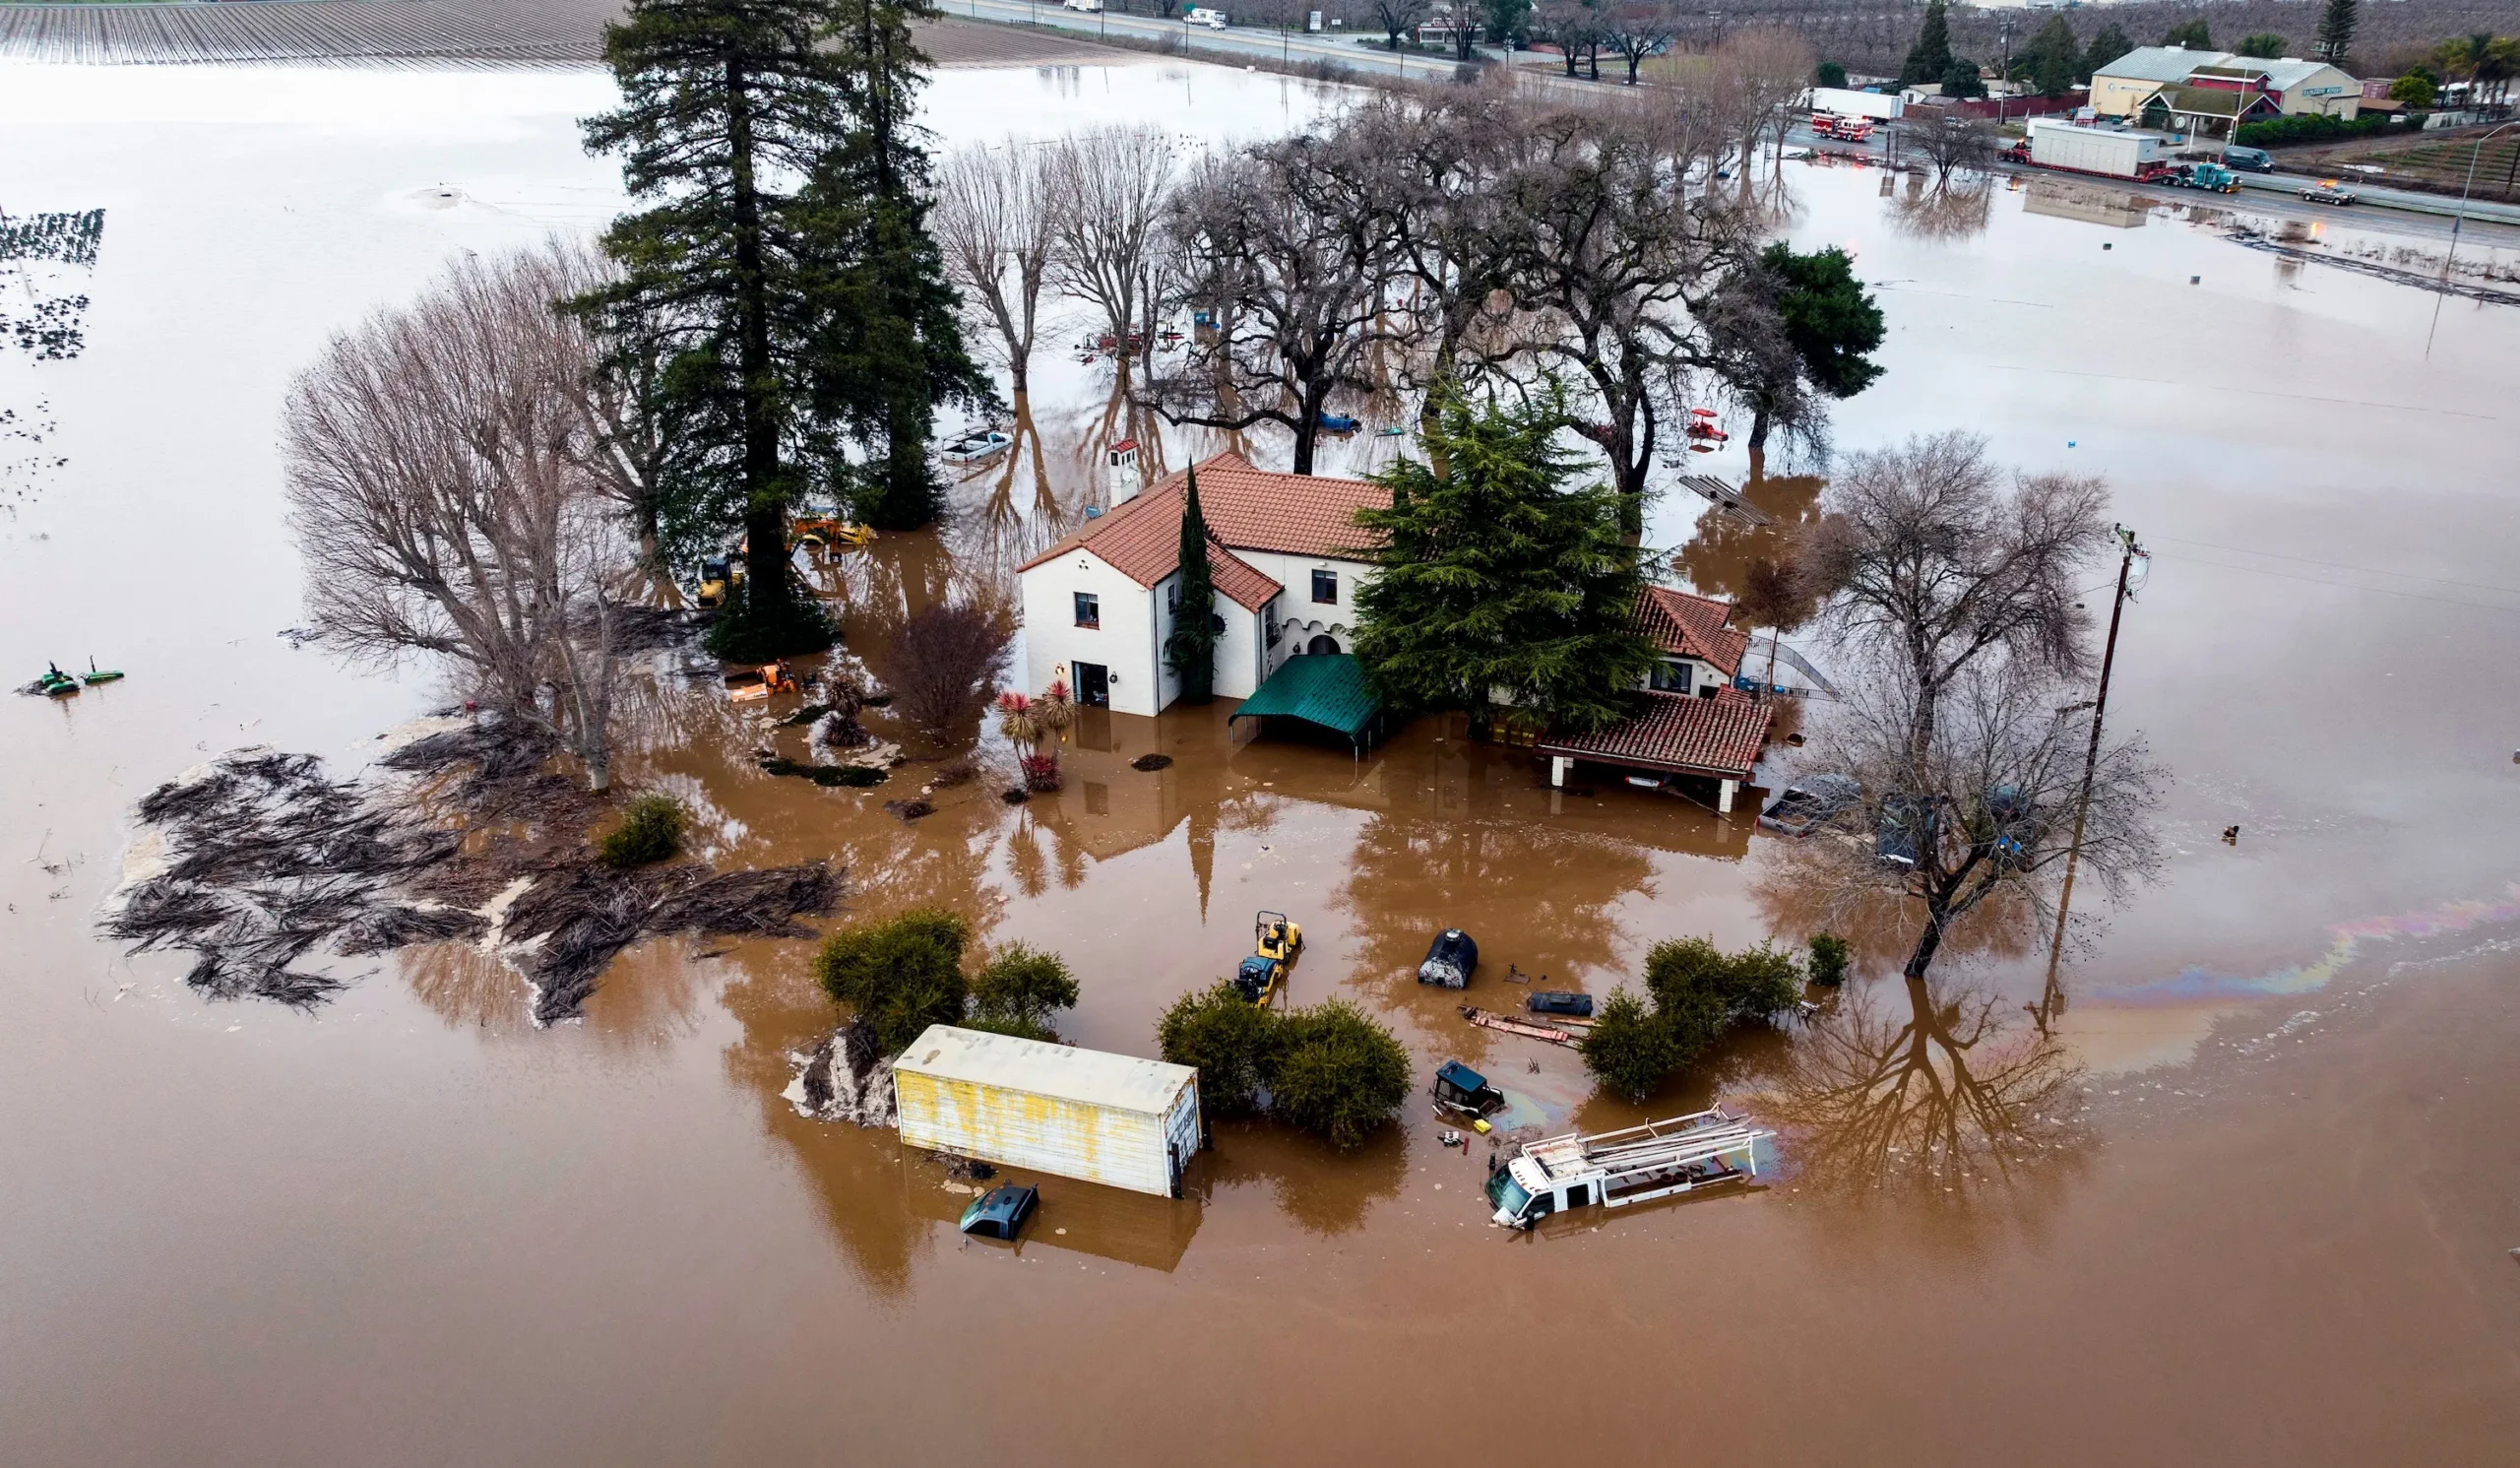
left=1062, top=0, right=1101, bottom=11
left=1186, top=6, right=1227, bottom=27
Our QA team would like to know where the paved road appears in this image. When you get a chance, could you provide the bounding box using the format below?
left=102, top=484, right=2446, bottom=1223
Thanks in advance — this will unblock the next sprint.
left=944, top=0, right=1478, bottom=82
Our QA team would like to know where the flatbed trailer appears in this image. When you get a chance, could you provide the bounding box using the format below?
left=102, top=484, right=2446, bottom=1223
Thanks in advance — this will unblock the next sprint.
left=1486, top=1108, right=1769, bottom=1229
left=1459, top=1005, right=1582, bottom=1048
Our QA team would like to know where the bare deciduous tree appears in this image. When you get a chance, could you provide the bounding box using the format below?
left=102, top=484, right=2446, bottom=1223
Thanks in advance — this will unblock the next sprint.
left=1154, top=136, right=1407, bottom=475
left=1045, top=125, right=1181, bottom=367
left=1802, top=432, right=2108, bottom=756
left=1599, top=0, right=1676, bottom=85
left=933, top=140, right=1058, bottom=396
left=1774, top=664, right=2163, bottom=983
left=284, top=245, right=634, bottom=791
left=1370, top=0, right=1432, bottom=49
left=871, top=600, right=1016, bottom=742
left=1537, top=0, right=1604, bottom=80
left=1905, top=109, right=2001, bottom=187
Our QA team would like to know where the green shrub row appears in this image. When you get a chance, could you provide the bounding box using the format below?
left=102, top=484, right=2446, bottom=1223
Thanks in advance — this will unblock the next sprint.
left=1157, top=987, right=1412, bottom=1150
left=814, top=909, right=1080, bottom=1054
left=1579, top=936, right=1811, bottom=1102
left=2234, top=112, right=2394, bottom=148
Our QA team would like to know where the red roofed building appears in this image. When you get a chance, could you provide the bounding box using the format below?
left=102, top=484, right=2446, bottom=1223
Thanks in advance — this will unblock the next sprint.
left=1536, top=589, right=1772, bottom=811
left=1017, top=453, right=1388, bottom=715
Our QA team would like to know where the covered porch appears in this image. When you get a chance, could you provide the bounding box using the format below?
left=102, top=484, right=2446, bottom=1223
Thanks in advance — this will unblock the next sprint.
left=1227, top=652, right=1388, bottom=753
left=1535, top=688, right=1774, bottom=813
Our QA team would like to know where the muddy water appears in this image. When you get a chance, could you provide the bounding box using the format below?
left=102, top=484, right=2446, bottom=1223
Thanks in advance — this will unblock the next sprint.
left=5, top=59, right=2520, bottom=1466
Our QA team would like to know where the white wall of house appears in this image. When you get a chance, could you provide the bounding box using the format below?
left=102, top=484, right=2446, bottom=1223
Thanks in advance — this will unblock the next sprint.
left=1237, top=550, right=1377, bottom=668
left=1020, top=548, right=1164, bottom=717
left=1151, top=569, right=1268, bottom=705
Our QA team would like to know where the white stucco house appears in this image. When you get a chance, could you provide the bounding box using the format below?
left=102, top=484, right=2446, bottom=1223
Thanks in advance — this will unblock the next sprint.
left=1017, top=452, right=1388, bottom=717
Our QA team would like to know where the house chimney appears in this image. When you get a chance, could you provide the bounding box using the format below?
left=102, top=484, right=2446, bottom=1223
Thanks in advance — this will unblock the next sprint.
left=1108, top=440, right=1143, bottom=504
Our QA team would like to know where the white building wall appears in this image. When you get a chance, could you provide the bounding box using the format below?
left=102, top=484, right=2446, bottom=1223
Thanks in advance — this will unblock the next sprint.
left=1019, top=548, right=1164, bottom=718
left=1234, top=550, right=1378, bottom=668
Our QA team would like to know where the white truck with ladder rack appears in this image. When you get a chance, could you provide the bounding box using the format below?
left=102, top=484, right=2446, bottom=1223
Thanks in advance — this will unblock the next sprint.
left=1486, top=1108, right=1768, bottom=1229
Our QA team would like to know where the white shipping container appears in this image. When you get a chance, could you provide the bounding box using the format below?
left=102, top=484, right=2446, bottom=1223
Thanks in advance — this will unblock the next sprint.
left=893, top=1026, right=1203, bottom=1198
left=2027, top=120, right=2166, bottom=178
left=1808, top=86, right=1904, bottom=121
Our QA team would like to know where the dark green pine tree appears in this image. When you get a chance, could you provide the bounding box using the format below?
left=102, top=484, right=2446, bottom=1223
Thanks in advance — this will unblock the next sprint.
left=1350, top=389, right=1658, bottom=736
left=2081, top=22, right=2134, bottom=84
left=1900, top=0, right=1954, bottom=88
left=2162, top=18, right=2212, bottom=50
left=811, top=0, right=987, bottom=533
left=2023, top=14, right=2080, bottom=98
left=2313, top=0, right=2358, bottom=65
left=1165, top=468, right=1220, bottom=705
left=578, top=0, right=856, bottom=659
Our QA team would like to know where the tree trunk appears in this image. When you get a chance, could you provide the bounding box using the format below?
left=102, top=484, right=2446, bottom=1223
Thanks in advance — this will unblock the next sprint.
left=1748, top=402, right=1772, bottom=451
left=1902, top=908, right=1946, bottom=981
left=1562, top=49, right=1576, bottom=78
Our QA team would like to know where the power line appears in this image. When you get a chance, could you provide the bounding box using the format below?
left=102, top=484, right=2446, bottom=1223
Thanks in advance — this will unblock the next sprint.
left=2149, top=533, right=2520, bottom=600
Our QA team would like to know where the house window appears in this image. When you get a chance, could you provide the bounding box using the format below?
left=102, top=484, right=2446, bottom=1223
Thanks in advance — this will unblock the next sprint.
left=1311, top=569, right=1338, bottom=605
left=1651, top=659, right=1693, bottom=692
left=1264, top=596, right=1282, bottom=647
left=1074, top=592, right=1100, bottom=629
left=1166, top=583, right=1177, bottom=614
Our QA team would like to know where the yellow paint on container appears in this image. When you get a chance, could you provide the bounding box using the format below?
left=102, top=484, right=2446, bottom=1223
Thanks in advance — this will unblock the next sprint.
left=892, top=1025, right=1203, bottom=1198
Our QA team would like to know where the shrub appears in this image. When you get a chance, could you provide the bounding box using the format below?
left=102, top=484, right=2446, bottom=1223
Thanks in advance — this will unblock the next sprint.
left=813, top=907, right=972, bottom=1054
left=598, top=795, right=685, bottom=867
left=1816, top=60, right=1848, bottom=89
left=1267, top=999, right=1413, bottom=1151
left=1580, top=989, right=1684, bottom=1103
left=1020, top=753, right=1063, bottom=792
left=1807, top=932, right=1852, bottom=987
left=1157, top=983, right=1282, bottom=1116
left=2234, top=112, right=2390, bottom=148
left=971, top=942, right=1080, bottom=1040
left=871, top=602, right=1015, bottom=741
left=1582, top=937, right=1811, bottom=1100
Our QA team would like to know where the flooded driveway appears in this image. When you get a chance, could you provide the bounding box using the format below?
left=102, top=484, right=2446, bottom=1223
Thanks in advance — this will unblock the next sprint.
left=3, top=57, right=2517, bottom=1466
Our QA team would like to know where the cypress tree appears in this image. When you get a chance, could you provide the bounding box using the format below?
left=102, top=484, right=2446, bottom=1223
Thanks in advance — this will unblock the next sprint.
left=2081, top=22, right=2134, bottom=84
left=2313, top=0, right=2359, bottom=65
left=579, top=0, right=856, bottom=660
left=1165, top=468, right=1220, bottom=705
left=2024, top=15, right=2080, bottom=98
left=1901, top=0, right=1954, bottom=89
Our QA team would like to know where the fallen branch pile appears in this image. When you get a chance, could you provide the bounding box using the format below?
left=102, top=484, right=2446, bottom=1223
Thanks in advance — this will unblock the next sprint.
left=102, top=717, right=842, bottom=1024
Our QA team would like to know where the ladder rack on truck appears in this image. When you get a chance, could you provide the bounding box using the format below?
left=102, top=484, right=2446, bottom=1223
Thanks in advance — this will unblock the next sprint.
left=1486, top=1108, right=1769, bottom=1229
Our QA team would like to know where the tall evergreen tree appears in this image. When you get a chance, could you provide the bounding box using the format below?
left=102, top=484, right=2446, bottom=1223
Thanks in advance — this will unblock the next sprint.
left=2081, top=22, right=2134, bottom=84
left=2022, top=14, right=2080, bottom=97
left=813, top=0, right=986, bottom=532
left=1165, top=468, right=1220, bottom=705
left=2161, top=19, right=2212, bottom=50
left=579, top=0, right=857, bottom=659
left=1900, top=0, right=1954, bottom=88
left=2313, top=0, right=2359, bottom=65
left=1351, top=389, right=1658, bottom=736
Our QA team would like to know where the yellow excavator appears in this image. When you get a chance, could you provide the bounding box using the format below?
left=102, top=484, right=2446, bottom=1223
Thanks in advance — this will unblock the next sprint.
left=1233, top=910, right=1303, bottom=1007
left=792, top=517, right=874, bottom=557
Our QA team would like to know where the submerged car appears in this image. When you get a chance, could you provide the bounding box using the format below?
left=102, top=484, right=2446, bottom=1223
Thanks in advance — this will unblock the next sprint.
left=1526, top=990, right=1595, bottom=1018
left=1417, top=927, right=1480, bottom=989
left=958, top=1183, right=1039, bottom=1241
left=1759, top=774, right=1860, bottom=837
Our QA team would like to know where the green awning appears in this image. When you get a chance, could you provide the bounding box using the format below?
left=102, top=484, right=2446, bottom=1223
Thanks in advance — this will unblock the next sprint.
left=1228, top=654, right=1384, bottom=744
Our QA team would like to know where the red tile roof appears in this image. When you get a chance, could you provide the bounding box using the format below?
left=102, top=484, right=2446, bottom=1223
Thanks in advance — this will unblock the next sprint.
left=1537, top=687, right=1772, bottom=781
left=1639, top=587, right=1750, bottom=676
left=1202, top=540, right=1283, bottom=613
left=1018, top=453, right=1388, bottom=609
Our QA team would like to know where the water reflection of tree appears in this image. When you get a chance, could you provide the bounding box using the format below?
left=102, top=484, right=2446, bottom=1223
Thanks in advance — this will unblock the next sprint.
left=1762, top=976, right=2092, bottom=1205
left=1889, top=176, right=1993, bottom=241
left=1669, top=469, right=1824, bottom=602
left=1201, top=1119, right=1407, bottom=1237
left=1330, top=812, right=1656, bottom=999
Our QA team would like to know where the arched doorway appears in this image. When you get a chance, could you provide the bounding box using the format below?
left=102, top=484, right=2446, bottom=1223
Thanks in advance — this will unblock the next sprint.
left=1306, top=634, right=1340, bottom=656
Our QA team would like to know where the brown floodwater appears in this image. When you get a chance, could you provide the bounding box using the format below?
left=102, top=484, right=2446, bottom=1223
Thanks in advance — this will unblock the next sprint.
left=5, top=59, right=2520, bottom=1466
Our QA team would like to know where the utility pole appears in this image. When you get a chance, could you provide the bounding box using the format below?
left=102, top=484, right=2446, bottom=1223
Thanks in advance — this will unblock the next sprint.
left=2035, top=523, right=2146, bottom=1033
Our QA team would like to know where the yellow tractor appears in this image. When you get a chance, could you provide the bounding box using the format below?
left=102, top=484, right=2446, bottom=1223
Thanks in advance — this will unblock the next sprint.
left=696, top=555, right=741, bottom=609
left=792, top=517, right=874, bottom=558
left=1233, top=910, right=1303, bottom=1006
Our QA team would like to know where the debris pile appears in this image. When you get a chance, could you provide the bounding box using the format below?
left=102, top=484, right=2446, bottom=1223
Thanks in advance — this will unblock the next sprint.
left=785, top=1017, right=898, bottom=1126
left=101, top=718, right=843, bottom=1024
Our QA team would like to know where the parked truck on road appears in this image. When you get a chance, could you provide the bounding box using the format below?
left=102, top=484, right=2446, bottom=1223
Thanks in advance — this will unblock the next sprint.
left=2016, top=119, right=2176, bottom=182
left=1486, top=1108, right=1768, bottom=1229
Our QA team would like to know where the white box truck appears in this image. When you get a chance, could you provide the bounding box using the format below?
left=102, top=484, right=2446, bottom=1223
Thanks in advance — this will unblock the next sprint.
left=1808, top=85, right=1903, bottom=122
left=1185, top=6, right=1227, bottom=28
left=1063, top=0, right=1102, bottom=11
left=2024, top=119, right=2173, bottom=180
left=894, top=1025, right=1204, bottom=1198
